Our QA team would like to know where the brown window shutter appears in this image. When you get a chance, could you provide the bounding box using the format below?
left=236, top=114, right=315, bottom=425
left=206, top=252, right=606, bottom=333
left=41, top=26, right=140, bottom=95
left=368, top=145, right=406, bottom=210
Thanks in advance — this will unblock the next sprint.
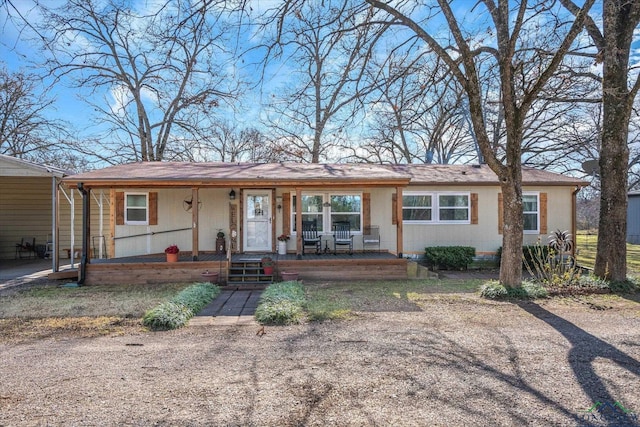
left=471, top=193, right=478, bottom=225
left=392, top=193, right=397, bottom=225
left=540, top=192, right=547, bottom=234
left=363, top=193, right=371, bottom=230
left=282, top=192, right=290, bottom=234
left=116, top=192, right=124, bottom=225
left=498, top=193, right=503, bottom=234
left=149, top=192, right=158, bottom=225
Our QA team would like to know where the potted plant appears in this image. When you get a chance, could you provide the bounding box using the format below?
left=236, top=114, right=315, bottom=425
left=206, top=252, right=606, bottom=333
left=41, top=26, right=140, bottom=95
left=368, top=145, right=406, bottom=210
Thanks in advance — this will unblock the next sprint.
left=261, top=256, right=274, bottom=275
left=277, top=234, right=289, bottom=255
left=164, top=244, right=179, bottom=262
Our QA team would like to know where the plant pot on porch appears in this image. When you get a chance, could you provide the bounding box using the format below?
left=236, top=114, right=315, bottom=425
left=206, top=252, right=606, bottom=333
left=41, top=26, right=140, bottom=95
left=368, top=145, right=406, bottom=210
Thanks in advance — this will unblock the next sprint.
left=261, top=256, right=274, bottom=275
left=281, top=271, right=299, bottom=281
left=277, top=241, right=287, bottom=255
left=166, top=252, right=179, bottom=262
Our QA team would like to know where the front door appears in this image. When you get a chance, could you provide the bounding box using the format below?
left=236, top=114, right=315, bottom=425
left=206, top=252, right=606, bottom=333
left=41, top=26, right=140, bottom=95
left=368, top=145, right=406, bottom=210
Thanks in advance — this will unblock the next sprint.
left=244, top=192, right=272, bottom=252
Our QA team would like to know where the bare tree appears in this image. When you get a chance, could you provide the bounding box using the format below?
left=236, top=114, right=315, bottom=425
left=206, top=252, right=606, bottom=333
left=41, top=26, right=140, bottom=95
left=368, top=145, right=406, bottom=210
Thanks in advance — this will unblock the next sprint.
left=354, top=49, right=476, bottom=164
left=36, top=0, right=242, bottom=163
left=364, top=0, right=595, bottom=286
left=169, top=120, right=266, bottom=163
left=262, top=1, right=386, bottom=163
left=560, top=0, right=640, bottom=280
left=0, top=67, right=79, bottom=169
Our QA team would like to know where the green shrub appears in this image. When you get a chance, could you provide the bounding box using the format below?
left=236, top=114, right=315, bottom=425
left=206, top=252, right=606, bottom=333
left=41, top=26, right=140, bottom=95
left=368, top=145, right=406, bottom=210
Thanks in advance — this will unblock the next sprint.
left=424, top=246, right=475, bottom=270
left=255, top=281, right=306, bottom=325
left=142, top=301, right=194, bottom=331
left=521, top=280, right=549, bottom=298
left=479, top=280, right=508, bottom=299
left=142, top=282, right=220, bottom=330
left=479, top=280, right=548, bottom=300
left=255, top=299, right=305, bottom=325
left=609, top=278, right=639, bottom=294
left=260, top=281, right=306, bottom=305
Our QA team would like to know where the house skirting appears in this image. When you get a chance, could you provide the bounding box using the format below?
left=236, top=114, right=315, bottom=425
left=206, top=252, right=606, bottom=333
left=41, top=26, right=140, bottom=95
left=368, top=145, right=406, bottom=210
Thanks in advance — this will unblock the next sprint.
left=81, top=255, right=408, bottom=285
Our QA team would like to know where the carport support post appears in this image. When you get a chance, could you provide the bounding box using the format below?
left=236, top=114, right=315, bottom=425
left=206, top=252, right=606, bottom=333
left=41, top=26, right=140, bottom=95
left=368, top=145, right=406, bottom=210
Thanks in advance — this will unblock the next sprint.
left=77, top=183, right=90, bottom=285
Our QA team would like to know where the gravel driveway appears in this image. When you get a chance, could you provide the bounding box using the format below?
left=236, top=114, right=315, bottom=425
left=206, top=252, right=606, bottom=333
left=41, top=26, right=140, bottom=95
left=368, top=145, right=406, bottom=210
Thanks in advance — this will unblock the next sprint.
left=1, top=293, right=639, bottom=426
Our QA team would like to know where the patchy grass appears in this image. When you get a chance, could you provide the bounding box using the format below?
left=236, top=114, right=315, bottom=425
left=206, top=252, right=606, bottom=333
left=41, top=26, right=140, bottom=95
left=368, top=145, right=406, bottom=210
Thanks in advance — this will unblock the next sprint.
left=0, top=281, right=194, bottom=342
left=0, top=282, right=193, bottom=319
left=0, top=317, right=143, bottom=343
left=575, top=232, right=640, bottom=277
left=305, top=279, right=482, bottom=320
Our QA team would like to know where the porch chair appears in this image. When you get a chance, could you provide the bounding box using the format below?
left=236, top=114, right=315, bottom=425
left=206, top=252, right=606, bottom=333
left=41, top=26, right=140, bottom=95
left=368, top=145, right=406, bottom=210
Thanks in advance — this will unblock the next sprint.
left=15, top=237, right=36, bottom=259
left=362, top=225, right=380, bottom=253
left=302, top=220, right=322, bottom=255
left=332, top=221, right=353, bottom=255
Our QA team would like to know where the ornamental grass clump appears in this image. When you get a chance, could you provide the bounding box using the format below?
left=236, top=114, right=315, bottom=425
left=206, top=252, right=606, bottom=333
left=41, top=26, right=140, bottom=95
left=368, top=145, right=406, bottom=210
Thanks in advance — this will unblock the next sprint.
left=479, top=280, right=548, bottom=300
left=143, top=282, right=220, bottom=330
left=255, top=281, right=306, bottom=325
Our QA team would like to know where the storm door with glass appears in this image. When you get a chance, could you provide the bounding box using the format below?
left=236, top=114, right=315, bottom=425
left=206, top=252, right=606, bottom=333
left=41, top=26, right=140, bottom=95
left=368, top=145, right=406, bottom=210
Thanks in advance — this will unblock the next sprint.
left=244, top=192, right=272, bottom=252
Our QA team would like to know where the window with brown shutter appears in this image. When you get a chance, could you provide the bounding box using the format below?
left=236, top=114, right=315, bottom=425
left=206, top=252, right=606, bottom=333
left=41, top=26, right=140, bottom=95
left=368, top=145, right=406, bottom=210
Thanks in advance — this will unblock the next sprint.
left=116, top=191, right=157, bottom=225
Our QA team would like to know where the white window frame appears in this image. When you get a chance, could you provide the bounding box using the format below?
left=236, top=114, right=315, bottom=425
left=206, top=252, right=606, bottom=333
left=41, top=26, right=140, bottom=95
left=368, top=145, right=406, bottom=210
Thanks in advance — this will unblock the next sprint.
left=523, top=192, right=540, bottom=234
left=403, top=191, right=470, bottom=224
left=124, top=192, right=149, bottom=225
left=291, top=192, right=363, bottom=235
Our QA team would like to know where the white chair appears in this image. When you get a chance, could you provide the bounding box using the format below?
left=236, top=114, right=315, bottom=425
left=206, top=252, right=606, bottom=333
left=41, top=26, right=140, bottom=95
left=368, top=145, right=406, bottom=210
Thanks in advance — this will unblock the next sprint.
left=362, top=225, right=380, bottom=252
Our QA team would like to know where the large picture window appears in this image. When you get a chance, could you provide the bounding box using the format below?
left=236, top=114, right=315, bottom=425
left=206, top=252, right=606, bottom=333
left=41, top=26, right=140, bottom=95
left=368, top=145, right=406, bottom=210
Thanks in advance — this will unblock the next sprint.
left=523, top=193, right=539, bottom=233
left=403, top=192, right=470, bottom=224
left=292, top=193, right=362, bottom=233
left=125, top=193, right=148, bottom=225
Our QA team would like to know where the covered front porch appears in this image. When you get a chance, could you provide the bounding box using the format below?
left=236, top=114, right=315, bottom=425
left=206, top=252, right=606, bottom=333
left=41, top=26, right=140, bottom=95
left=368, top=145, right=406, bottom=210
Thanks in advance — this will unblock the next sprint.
left=82, top=251, right=408, bottom=286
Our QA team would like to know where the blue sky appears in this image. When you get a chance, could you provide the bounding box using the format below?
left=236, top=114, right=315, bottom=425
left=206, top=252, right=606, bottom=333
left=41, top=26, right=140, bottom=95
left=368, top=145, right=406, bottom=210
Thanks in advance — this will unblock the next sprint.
left=0, top=0, right=280, bottom=141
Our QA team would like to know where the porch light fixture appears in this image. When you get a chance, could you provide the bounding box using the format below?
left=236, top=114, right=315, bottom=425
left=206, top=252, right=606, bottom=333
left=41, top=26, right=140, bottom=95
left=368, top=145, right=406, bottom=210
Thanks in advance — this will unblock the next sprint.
left=229, top=189, right=236, bottom=200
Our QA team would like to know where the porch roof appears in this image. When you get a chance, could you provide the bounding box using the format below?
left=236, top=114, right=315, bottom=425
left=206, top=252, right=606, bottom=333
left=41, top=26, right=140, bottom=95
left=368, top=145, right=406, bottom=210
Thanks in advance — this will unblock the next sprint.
left=63, top=161, right=587, bottom=188
left=64, top=162, right=411, bottom=188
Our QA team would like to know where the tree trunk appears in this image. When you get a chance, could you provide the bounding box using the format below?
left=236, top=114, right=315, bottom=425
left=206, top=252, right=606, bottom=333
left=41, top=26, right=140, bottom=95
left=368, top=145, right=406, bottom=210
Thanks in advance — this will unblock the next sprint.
left=499, top=172, right=524, bottom=287
left=594, top=0, right=634, bottom=281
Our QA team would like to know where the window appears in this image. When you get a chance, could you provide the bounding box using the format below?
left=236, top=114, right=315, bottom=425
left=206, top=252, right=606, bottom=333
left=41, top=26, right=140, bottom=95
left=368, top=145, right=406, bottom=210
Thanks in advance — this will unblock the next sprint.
left=403, top=194, right=432, bottom=221
left=523, top=193, right=539, bottom=233
left=438, top=194, right=469, bottom=221
left=125, top=193, right=148, bottom=225
left=403, top=192, right=469, bottom=223
left=292, top=193, right=362, bottom=233
left=330, top=195, right=361, bottom=230
left=292, top=194, right=324, bottom=232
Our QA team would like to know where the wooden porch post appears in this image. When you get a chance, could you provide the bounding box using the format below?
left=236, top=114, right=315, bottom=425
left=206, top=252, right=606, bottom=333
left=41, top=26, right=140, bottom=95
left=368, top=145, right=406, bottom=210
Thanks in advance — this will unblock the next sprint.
left=192, top=187, right=199, bottom=260
left=396, top=186, right=403, bottom=258
left=109, top=188, right=116, bottom=259
left=296, top=187, right=302, bottom=259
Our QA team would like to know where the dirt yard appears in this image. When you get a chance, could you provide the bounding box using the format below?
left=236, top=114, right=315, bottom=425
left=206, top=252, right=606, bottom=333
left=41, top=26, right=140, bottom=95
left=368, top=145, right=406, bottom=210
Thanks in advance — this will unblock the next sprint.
left=1, top=286, right=639, bottom=426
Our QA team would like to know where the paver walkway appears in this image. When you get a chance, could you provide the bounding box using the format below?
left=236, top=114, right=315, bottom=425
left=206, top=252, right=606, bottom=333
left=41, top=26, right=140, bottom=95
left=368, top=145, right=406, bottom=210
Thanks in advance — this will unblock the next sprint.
left=189, top=290, right=262, bottom=326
